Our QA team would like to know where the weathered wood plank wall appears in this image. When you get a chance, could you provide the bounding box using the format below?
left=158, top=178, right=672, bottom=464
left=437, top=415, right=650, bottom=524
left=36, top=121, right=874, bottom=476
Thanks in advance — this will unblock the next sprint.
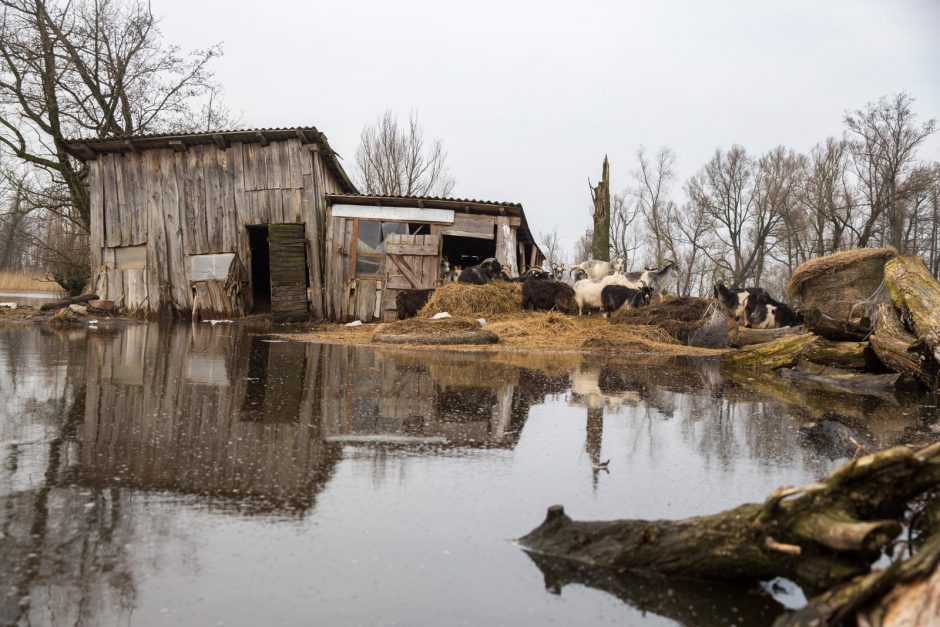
left=89, top=138, right=342, bottom=317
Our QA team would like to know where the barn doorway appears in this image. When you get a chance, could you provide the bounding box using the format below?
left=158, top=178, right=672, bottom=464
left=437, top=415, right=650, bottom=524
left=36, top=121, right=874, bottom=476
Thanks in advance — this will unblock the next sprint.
left=248, top=226, right=271, bottom=312
left=247, top=224, right=310, bottom=321
left=441, top=234, right=496, bottom=273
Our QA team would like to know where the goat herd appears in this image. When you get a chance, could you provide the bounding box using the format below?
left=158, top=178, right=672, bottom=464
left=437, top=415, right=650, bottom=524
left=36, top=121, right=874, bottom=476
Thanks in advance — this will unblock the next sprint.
left=395, top=256, right=803, bottom=332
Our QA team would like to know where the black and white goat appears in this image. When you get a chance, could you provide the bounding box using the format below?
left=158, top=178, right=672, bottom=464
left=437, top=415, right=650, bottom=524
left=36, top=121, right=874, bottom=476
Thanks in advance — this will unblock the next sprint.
left=712, top=282, right=801, bottom=328
left=600, top=284, right=653, bottom=317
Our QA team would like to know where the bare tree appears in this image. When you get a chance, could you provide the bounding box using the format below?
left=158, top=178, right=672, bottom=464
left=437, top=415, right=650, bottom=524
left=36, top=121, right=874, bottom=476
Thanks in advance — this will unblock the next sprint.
left=539, top=226, right=566, bottom=269
left=844, top=93, right=937, bottom=251
left=354, top=110, right=455, bottom=197
left=609, top=191, right=639, bottom=264
left=574, top=230, right=593, bottom=264
left=633, top=146, right=676, bottom=266
left=798, top=138, right=854, bottom=256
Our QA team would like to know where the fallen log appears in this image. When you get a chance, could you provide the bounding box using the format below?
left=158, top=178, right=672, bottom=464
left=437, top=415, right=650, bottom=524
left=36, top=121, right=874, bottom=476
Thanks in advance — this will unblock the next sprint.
left=777, top=497, right=940, bottom=627
left=884, top=255, right=940, bottom=366
left=870, top=302, right=935, bottom=388
left=778, top=363, right=901, bottom=397
left=519, top=444, right=940, bottom=593
left=800, top=339, right=870, bottom=370
left=721, top=333, right=818, bottom=369
left=39, top=293, right=99, bottom=312
left=802, top=307, right=872, bottom=342
left=728, top=325, right=797, bottom=348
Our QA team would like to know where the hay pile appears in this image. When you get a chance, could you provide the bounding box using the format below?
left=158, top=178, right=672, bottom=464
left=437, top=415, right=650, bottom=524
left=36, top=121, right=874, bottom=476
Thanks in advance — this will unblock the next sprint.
left=418, top=281, right=522, bottom=317
left=373, top=318, right=498, bottom=345
left=611, top=297, right=719, bottom=343
left=787, top=247, right=896, bottom=319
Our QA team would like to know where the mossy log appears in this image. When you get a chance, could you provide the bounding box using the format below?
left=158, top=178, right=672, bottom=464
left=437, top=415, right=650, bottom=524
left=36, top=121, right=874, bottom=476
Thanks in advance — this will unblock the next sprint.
left=721, top=333, right=818, bottom=370
left=884, top=255, right=940, bottom=365
left=801, top=339, right=870, bottom=370
left=870, top=302, right=936, bottom=388
left=728, top=325, right=797, bottom=348
left=519, top=444, right=940, bottom=593
left=803, top=308, right=872, bottom=342
left=372, top=330, right=498, bottom=345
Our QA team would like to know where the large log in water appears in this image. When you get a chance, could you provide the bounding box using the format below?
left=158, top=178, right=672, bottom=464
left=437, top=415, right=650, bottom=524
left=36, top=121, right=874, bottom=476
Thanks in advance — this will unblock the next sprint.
left=884, top=256, right=940, bottom=366
left=801, top=339, right=870, bottom=370
left=802, top=308, right=872, bottom=342
left=728, top=325, right=797, bottom=347
left=721, top=333, right=818, bottom=369
left=870, top=302, right=936, bottom=388
left=39, top=293, right=99, bottom=311
left=519, top=444, right=940, bottom=593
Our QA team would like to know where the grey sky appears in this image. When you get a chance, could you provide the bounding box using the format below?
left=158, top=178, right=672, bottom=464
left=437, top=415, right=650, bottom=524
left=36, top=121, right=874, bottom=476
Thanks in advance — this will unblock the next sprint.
left=158, top=0, right=940, bottom=254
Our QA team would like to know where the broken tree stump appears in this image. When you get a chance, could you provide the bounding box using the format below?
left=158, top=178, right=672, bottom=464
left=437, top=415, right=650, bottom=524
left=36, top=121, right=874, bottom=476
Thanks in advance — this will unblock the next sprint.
left=519, top=444, right=940, bottom=593
left=884, top=255, right=940, bottom=366
left=803, top=307, right=873, bottom=342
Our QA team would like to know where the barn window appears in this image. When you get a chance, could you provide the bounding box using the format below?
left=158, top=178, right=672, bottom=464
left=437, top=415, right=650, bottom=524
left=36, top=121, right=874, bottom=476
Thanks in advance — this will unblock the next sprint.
left=352, top=220, right=408, bottom=277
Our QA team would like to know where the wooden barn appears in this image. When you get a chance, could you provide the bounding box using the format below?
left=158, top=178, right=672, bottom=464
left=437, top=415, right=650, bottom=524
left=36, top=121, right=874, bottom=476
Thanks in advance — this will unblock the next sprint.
left=65, top=126, right=543, bottom=322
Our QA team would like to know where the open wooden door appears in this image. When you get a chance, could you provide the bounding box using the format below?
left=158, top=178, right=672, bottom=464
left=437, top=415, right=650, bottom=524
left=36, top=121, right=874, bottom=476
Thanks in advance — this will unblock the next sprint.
left=268, top=224, right=309, bottom=322
left=381, top=233, right=441, bottom=321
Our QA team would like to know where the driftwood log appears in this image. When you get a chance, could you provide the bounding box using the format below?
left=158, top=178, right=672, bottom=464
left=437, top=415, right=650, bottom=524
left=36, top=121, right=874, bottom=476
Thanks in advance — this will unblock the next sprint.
left=372, top=330, right=498, bottom=345
left=519, top=444, right=940, bottom=593
left=884, top=255, right=940, bottom=366
left=803, top=308, right=872, bottom=342
left=728, top=325, right=797, bottom=348
left=39, top=293, right=99, bottom=311
left=801, top=339, right=870, bottom=370
left=779, top=363, right=901, bottom=396
left=870, top=302, right=936, bottom=388
left=721, top=333, right=818, bottom=369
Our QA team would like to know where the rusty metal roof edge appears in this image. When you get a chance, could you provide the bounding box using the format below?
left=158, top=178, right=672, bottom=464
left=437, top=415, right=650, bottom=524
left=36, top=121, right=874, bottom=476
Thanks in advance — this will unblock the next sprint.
left=326, top=193, right=523, bottom=208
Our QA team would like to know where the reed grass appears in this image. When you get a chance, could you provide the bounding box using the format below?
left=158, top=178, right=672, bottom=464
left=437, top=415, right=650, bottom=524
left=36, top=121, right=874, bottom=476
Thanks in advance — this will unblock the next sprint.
left=0, top=270, right=61, bottom=293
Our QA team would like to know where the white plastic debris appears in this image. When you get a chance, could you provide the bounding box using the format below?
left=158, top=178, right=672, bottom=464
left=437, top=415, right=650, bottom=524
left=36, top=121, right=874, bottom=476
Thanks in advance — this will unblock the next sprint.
left=345, top=320, right=363, bottom=327
left=431, top=312, right=452, bottom=320
left=202, top=319, right=233, bottom=325
left=0, top=302, right=16, bottom=310
left=87, top=319, right=99, bottom=325
left=476, top=318, right=486, bottom=327
left=69, top=304, right=88, bottom=315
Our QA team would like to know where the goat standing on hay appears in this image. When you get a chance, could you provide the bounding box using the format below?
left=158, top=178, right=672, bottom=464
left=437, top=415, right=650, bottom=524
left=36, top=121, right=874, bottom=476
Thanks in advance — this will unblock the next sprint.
left=458, top=258, right=502, bottom=285
left=600, top=283, right=653, bottom=317
left=522, top=275, right=577, bottom=314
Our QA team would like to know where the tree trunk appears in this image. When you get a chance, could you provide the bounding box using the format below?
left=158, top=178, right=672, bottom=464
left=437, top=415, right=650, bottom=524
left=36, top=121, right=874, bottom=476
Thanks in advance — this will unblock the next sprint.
left=38, top=293, right=99, bottom=311
left=803, top=307, right=872, bottom=342
left=884, top=255, right=940, bottom=365
left=520, top=444, right=940, bottom=593
left=869, top=302, right=936, bottom=388
left=778, top=363, right=901, bottom=395
left=590, top=156, right=611, bottom=262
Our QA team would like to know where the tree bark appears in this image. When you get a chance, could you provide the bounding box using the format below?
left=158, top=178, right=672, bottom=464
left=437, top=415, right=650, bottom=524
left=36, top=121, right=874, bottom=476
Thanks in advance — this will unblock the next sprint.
left=869, top=302, right=936, bottom=388
left=800, top=339, right=870, bottom=370
left=884, top=256, right=940, bottom=365
left=803, top=307, right=872, bottom=342
left=728, top=325, right=797, bottom=347
left=721, top=333, right=818, bottom=369
left=520, top=444, right=940, bottom=593
left=590, top=156, right=611, bottom=262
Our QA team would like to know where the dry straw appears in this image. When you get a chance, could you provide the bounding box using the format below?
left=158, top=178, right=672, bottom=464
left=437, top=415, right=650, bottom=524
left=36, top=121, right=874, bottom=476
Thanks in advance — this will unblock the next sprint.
left=787, top=247, right=896, bottom=299
left=418, top=281, right=523, bottom=317
left=612, top=297, right=717, bottom=342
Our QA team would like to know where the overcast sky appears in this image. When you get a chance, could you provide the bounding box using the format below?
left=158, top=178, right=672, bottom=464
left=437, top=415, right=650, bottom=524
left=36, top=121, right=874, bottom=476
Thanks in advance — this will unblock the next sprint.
left=158, top=0, right=939, bottom=254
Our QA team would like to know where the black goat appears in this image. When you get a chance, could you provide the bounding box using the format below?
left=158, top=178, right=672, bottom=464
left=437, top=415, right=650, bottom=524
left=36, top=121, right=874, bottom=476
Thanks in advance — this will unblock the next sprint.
left=395, top=288, right=435, bottom=320
left=522, top=279, right=577, bottom=314
left=458, top=258, right=502, bottom=285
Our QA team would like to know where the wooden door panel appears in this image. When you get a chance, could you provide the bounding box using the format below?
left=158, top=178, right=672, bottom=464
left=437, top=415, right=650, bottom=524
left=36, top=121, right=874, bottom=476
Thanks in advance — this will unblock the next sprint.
left=382, top=234, right=441, bottom=321
left=268, top=224, right=309, bottom=322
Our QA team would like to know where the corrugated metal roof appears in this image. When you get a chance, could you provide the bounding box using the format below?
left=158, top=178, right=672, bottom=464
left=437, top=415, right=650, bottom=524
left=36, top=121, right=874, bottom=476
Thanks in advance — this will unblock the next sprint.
left=328, top=193, right=522, bottom=208
left=63, top=126, right=357, bottom=194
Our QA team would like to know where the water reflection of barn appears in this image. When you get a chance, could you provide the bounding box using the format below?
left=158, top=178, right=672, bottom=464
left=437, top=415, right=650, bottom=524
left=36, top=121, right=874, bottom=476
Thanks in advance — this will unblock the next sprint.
left=79, top=327, right=572, bottom=513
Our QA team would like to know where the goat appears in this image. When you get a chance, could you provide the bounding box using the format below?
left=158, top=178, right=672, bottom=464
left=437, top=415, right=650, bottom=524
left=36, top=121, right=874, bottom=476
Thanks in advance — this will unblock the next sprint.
left=395, top=288, right=435, bottom=320
left=550, top=263, right=566, bottom=281
left=713, top=283, right=769, bottom=324
left=573, top=278, right=608, bottom=315
left=522, top=279, right=577, bottom=314
left=510, top=267, right=550, bottom=282
left=569, top=259, right=612, bottom=280
left=745, top=291, right=803, bottom=329
left=439, top=259, right=458, bottom=283
left=611, top=255, right=626, bottom=274
left=600, top=284, right=653, bottom=317
left=458, top=258, right=502, bottom=285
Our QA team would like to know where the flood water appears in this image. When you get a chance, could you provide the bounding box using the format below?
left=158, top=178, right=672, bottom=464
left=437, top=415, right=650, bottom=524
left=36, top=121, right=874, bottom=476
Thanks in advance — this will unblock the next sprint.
left=1, top=322, right=936, bottom=626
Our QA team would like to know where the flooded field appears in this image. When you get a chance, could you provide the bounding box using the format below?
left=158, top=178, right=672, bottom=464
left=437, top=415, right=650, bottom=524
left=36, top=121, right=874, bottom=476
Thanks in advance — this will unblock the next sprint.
left=1, top=322, right=936, bottom=626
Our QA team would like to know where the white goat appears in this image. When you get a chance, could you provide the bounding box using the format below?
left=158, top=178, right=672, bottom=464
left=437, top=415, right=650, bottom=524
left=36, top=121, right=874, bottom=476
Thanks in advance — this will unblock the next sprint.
left=569, top=259, right=612, bottom=280
left=573, top=278, right=607, bottom=315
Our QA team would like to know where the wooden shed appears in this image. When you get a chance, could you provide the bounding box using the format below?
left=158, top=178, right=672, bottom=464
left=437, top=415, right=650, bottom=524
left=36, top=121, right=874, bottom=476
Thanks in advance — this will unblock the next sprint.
left=65, top=127, right=355, bottom=321
left=325, top=194, right=544, bottom=322
left=66, top=127, right=544, bottom=322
